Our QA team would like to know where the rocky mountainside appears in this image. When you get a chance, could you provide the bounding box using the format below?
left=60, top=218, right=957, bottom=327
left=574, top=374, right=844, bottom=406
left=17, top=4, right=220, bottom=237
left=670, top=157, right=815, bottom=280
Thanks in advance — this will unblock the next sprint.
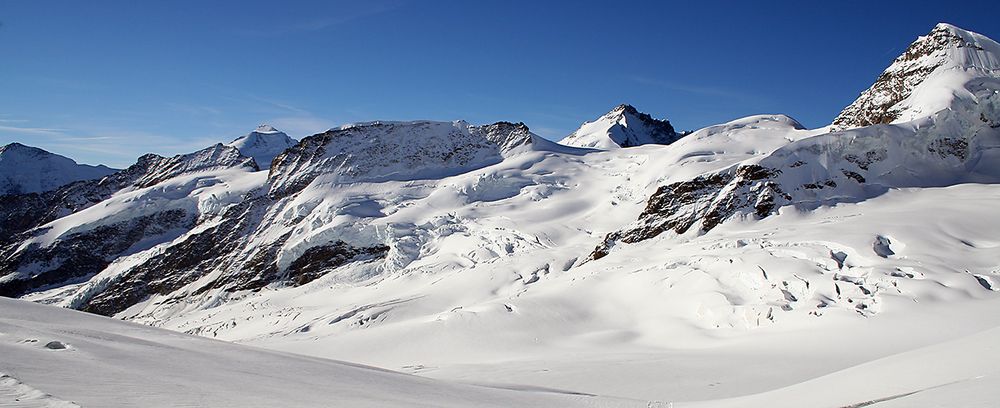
left=0, top=143, right=258, bottom=298
left=227, top=124, right=297, bottom=170
left=832, top=23, right=1000, bottom=130
left=596, top=23, right=1000, bottom=259
left=0, top=120, right=551, bottom=316
left=268, top=120, right=542, bottom=196
left=559, top=104, right=682, bottom=149
left=0, top=143, right=117, bottom=195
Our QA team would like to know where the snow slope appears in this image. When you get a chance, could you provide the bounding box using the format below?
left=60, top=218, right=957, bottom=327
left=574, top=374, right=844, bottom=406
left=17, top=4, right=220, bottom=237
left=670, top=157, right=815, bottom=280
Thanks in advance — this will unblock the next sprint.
left=0, top=143, right=116, bottom=195
left=226, top=124, right=297, bottom=170
left=559, top=104, right=682, bottom=149
left=0, top=297, right=642, bottom=407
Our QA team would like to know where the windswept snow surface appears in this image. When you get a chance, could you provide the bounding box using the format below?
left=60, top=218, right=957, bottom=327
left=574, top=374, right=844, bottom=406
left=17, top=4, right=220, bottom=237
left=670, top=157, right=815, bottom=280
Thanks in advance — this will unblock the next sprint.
left=0, top=297, right=642, bottom=407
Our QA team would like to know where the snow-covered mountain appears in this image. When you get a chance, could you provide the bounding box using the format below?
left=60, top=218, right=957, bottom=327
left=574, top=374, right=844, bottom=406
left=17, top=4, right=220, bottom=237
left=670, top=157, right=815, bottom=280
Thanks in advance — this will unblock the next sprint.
left=3, top=23, right=1000, bottom=407
left=595, top=23, right=1000, bottom=259
left=0, top=143, right=117, bottom=195
left=227, top=124, right=297, bottom=170
left=832, top=23, right=1000, bottom=130
left=0, top=120, right=555, bottom=316
left=0, top=143, right=257, bottom=298
left=559, top=104, right=682, bottom=149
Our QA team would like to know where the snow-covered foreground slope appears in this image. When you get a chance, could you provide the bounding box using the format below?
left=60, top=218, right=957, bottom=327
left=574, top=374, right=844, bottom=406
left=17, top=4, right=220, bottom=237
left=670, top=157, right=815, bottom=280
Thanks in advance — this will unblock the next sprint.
left=689, top=326, right=1000, bottom=408
left=0, top=297, right=642, bottom=407
left=0, top=143, right=116, bottom=195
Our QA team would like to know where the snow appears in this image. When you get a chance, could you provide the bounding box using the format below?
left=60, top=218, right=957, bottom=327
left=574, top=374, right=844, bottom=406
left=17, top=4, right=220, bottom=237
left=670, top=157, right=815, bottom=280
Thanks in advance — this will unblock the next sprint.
left=226, top=125, right=297, bottom=170
left=267, top=120, right=539, bottom=194
left=25, top=168, right=266, bottom=249
left=0, top=297, right=642, bottom=407
left=560, top=104, right=681, bottom=149
left=0, top=143, right=116, bottom=195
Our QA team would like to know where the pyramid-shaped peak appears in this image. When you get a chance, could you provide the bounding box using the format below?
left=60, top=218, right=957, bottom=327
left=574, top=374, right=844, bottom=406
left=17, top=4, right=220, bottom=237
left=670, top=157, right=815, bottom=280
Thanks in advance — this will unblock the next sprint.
left=609, top=103, right=639, bottom=115
left=831, top=23, right=1000, bottom=130
left=254, top=124, right=281, bottom=134
left=227, top=125, right=297, bottom=170
left=560, top=104, right=681, bottom=149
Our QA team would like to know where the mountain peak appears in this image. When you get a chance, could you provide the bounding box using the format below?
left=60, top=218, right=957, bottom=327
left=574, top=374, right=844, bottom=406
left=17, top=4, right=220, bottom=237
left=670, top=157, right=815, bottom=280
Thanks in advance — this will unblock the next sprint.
left=609, top=103, right=638, bottom=115
left=254, top=124, right=279, bottom=134
left=831, top=23, right=1000, bottom=130
left=560, top=104, right=680, bottom=149
left=0, top=142, right=48, bottom=156
left=227, top=126, right=297, bottom=170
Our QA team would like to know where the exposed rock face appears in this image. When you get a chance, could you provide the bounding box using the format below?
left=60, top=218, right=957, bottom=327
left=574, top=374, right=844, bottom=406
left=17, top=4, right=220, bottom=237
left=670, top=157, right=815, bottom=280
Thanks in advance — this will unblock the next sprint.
left=0, top=144, right=259, bottom=304
left=591, top=165, right=788, bottom=260
left=268, top=120, right=535, bottom=197
left=286, top=242, right=390, bottom=286
left=594, top=72, right=1000, bottom=260
left=0, top=209, right=192, bottom=298
left=586, top=24, right=1000, bottom=261
left=59, top=195, right=389, bottom=317
left=130, top=144, right=258, bottom=188
left=1, top=120, right=544, bottom=317
left=0, top=144, right=258, bottom=245
left=560, top=104, right=681, bottom=149
left=832, top=23, right=1000, bottom=130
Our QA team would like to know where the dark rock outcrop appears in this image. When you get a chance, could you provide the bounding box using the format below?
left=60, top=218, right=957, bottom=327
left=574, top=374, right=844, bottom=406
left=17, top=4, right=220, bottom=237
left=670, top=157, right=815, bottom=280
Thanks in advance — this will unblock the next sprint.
left=591, top=165, right=788, bottom=260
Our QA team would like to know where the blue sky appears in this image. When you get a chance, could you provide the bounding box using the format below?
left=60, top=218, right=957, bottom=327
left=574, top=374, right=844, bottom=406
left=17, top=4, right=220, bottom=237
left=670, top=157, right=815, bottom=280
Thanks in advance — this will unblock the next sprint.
left=2, top=0, right=999, bottom=167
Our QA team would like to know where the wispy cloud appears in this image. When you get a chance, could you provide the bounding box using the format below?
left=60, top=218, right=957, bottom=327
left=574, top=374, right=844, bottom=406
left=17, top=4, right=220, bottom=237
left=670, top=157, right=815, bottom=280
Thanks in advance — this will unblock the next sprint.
left=232, top=1, right=406, bottom=37
left=629, top=75, right=754, bottom=100
left=0, top=124, right=69, bottom=136
left=51, top=136, right=119, bottom=142
left=243, top=94, right=311, bottom=115
left=165, top=102, right=224, bottom=117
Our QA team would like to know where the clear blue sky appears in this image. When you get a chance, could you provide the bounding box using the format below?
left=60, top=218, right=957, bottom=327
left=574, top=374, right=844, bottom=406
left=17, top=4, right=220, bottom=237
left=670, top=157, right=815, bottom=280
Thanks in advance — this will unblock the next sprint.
left=2, top=0, right=998, bottom=167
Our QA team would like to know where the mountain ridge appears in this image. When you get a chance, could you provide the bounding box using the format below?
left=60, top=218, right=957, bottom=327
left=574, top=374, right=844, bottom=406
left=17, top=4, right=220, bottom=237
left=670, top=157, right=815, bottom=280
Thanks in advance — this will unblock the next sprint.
left=0, top=142, right=118, bottom=195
